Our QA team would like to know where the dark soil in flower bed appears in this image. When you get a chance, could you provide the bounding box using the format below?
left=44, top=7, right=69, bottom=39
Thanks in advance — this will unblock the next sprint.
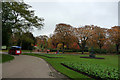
left=61, top=63, right=102, bottom=79
left=80, top=56, right=104, bottom=59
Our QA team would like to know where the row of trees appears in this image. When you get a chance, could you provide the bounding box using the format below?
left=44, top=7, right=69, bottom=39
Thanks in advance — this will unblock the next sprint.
left=2, top=1, right=119, bottom=54
left=46, top=23, right=120, bottom=54
left=9, top=32, right=36, bottom=50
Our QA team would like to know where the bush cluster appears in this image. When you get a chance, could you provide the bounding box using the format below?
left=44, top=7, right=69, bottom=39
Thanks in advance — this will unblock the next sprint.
left=88, top=48, right=107, bottom=54
left=50, top=49, right=88, bottom=52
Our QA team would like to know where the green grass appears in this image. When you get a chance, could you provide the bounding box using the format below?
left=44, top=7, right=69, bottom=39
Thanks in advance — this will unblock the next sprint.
left=22, top=53, right=118, bottom=79
left=22, top=50, right=33, bottom=52
left=0, top=54, right=14, bottom=63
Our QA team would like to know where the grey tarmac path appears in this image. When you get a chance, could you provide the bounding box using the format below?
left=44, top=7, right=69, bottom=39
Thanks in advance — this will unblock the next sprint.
left=2, top=55, right=54, bottom=78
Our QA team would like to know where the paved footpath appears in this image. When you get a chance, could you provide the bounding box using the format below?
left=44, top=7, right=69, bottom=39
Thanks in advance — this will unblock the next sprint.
left=2, top=55, right=54, bottom=78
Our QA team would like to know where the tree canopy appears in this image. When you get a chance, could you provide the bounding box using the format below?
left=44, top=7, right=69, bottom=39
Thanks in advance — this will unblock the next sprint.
left=107, top=26, right=120, bottom=54
left=53, top=23, right=75, bottom=53
left=2, top=1, right=44, bottom=46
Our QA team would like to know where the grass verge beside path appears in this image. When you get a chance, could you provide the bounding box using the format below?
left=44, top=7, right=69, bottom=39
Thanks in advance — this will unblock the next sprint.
left=0, top=54, right=14, bottom=63
left=22, top=53, right=118, bottom=80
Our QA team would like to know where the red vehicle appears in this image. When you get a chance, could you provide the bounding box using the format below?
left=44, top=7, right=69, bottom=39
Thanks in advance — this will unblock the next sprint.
left=8, top=46, right=22, bottom=55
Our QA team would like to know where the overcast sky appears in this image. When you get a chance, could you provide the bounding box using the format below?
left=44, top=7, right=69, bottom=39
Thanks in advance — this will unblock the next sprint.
left=24, top=0, right=118, bottom=37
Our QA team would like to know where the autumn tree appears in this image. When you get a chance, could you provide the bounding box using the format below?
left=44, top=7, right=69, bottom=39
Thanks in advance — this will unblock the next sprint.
left=51, top=34, right=59, bottom=48
left=36, top=35, right=48, bottom=51
left=57, top=43, right=63, bottom=50
left=107, top=26, right=120, bottom=54
left=89, top=26, right=107, bottom=53
left=54, top=23, right=74, bottom=53
left=73, top=25, right=94, bottom=54
left=47, top=37, right=53, bottom=49
left=102, top=40, right=116, bottom=53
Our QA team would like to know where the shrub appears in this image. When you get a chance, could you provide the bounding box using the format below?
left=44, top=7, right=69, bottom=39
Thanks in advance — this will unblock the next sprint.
left=50, top=49, right=88, bottom=52
left=89, top=48, right=107, bottom=54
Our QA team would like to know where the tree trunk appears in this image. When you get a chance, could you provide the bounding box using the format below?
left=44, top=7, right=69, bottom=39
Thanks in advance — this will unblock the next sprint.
left=77, top=42, right=84, bottom=54
left=20, top=39, right=22, bottom=47
left=81, top=41, right=86, bottom=54
left=67, top=44, right=69, bottom=49
left=62, top=42, right=65, bottom=54
left=81, top=46, right=85, bottom=54
left=99, top=46, right=102, bottom=54
left=116, top=44, right=119, bottom=54
left=56, top=43, right=58, bottom=49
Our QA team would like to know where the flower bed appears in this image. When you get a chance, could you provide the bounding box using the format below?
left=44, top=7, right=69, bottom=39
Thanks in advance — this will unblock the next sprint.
left=61, top=62, right=119, bottom=79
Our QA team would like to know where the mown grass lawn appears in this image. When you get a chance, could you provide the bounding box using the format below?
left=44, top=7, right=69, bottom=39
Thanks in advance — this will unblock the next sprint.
left=0, top=54, right=14, bottom=63
left=22, top=53, right=119, bottom=79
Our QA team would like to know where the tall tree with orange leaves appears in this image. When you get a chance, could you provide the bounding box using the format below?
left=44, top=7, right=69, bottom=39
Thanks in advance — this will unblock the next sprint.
left=107, top=26, right=120, bottom=54
left=74, top=25, right=94, bottom=54
left=51, top=34, right=59, bottom=48
left=54, top=23, right=74, bottom=53
left=91, top=26, right=107, bottom=53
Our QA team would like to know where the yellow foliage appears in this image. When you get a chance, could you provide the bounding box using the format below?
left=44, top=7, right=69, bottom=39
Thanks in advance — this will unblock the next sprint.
left=57, top=43, right=63, bottom=49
